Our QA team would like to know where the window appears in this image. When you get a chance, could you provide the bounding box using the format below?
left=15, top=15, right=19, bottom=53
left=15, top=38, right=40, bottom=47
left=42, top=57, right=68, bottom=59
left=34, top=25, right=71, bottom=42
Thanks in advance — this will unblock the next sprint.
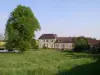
left=51, top=40, right=53, bottom=42
left=44, top=40, right=45, bottom=42
left=57, top=40, right=60, bottom=43
left=46, top=40, right=48, bottom=42
left=58, top=40, right=61, bottom=42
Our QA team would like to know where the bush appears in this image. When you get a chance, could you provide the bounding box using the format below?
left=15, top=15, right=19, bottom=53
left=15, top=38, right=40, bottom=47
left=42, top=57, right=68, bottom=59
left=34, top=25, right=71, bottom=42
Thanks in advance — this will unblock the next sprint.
left=73, top=37, right=90, bottom=52
left=90, top=43, right=100, bottom=54
left=73, top=44, right=90, bottom=52
left=8, top=49, right=14, bottom=52
left=42, top=45, right=48, bottom=49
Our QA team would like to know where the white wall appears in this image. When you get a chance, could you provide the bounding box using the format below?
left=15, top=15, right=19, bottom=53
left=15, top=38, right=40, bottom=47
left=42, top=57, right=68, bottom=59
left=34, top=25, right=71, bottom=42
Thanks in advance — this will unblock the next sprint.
left=38, top=39, right=56, bottom=48
left=55, top=43, right=74, bottom=50
left=39, top=39, right=74, bottom=50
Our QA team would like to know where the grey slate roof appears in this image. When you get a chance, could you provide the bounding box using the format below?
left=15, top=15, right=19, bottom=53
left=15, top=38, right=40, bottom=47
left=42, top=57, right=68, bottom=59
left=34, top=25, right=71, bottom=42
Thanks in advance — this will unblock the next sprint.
left=55, top=37, right=75, bottom=43
left=38, top=34, right=57, bottom=39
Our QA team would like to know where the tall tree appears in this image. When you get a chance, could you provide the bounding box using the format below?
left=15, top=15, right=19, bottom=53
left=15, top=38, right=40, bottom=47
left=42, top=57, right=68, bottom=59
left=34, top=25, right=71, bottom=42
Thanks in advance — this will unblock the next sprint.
left=5, top=5, right=40, bottom=52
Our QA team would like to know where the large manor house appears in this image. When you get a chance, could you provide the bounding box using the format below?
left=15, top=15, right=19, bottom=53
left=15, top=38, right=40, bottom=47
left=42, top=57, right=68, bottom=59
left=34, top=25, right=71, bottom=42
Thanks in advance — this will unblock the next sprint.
left=38, top=34, right=100, bottom=50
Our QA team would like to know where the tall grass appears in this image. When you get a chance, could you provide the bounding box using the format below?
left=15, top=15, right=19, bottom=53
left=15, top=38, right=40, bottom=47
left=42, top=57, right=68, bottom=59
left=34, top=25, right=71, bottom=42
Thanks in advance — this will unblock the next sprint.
left=0, top=49, right=99, bottom=75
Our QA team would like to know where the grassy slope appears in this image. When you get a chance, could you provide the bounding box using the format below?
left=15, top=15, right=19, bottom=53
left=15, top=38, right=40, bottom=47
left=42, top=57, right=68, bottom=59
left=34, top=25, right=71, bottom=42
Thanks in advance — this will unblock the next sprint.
left=0, top=49, right=99, bottom=75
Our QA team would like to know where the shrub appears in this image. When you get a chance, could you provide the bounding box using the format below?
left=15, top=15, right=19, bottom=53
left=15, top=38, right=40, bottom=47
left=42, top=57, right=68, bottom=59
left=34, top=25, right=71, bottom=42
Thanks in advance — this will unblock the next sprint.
left=42, top=45, right=48, bottom=49
left=73, top=37, right=90, bottom=52
left=90, top=43, right=100, bottom=54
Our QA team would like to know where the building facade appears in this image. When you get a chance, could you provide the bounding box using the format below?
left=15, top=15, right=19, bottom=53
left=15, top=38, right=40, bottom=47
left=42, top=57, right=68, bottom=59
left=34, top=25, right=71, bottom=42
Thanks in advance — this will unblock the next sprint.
left=54, top=37, right=75, bottom=50
left=38, top=34, right=100, bottom=50
left=38, top=34, right=75, bottom=50
left=38, top=34, right=57, bottom=48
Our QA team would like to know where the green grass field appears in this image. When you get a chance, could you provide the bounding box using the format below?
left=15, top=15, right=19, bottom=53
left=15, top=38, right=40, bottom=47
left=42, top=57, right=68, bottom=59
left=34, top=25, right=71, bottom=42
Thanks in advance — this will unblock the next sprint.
left=0, top=49, right=100, bottom=75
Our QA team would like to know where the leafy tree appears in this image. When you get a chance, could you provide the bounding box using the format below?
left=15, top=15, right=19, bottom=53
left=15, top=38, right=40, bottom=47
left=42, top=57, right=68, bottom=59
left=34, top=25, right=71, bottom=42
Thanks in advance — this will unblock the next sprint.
left=74, top=37, right=90, bottom=52
left=5, top=5, right=40, bottom=52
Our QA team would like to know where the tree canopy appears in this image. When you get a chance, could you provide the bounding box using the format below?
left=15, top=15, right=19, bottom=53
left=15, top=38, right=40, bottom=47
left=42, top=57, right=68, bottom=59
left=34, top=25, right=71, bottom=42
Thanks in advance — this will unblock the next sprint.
left=5, top=5, right=40, bottom=52
left=74, top=37, right=90, bottom=52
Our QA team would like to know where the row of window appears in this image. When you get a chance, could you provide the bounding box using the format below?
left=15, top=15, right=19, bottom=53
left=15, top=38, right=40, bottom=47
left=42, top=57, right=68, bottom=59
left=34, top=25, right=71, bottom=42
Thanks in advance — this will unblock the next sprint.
left=44, top=40, right=54, bottom=42
left=43, top=44, right=54, bottom=48
left=55, top=44, right=72, bottom=49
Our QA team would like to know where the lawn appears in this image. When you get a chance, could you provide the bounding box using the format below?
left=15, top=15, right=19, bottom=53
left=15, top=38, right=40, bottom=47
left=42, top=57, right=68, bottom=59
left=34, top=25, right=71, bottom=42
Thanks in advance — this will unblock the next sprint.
left=0, top=49, right=100, bottom=75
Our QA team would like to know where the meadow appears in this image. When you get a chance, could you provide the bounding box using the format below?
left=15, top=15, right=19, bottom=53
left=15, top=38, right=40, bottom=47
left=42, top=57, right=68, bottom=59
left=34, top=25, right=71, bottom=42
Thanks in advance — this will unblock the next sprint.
left=0, top=49, right=100, bottom=75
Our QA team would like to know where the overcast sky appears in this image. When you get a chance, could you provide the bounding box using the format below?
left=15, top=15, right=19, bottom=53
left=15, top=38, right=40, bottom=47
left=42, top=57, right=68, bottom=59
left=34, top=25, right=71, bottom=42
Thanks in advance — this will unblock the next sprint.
left=0, top=0, right=100, bottom=39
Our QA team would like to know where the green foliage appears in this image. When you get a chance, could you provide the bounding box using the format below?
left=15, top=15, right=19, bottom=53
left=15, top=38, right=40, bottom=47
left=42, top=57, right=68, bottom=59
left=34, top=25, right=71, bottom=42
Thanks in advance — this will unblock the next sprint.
left=0, top=50, right=99, bottom=75
left=90, top=43, right=100, bottom=54
left=5, top=5, right=40, bottom=52
left=74, top=37, right=90, bottom=52
left=31, top=39, right=39, bottom=49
